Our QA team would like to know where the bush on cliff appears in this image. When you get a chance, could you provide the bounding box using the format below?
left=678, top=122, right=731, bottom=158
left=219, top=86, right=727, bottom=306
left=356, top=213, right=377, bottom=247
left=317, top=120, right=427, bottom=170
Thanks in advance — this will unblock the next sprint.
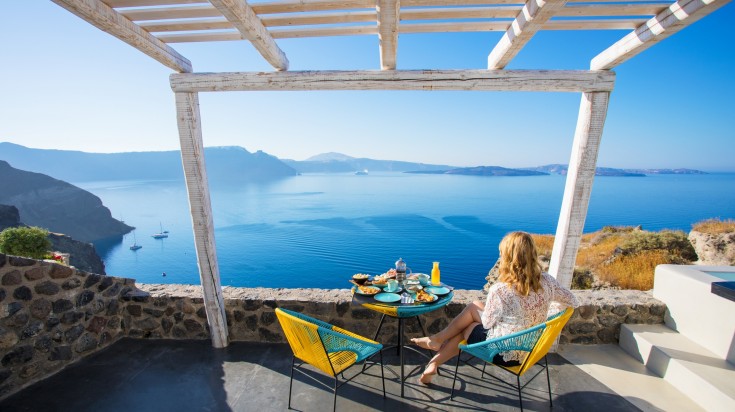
left=531, top=226, right=698, bottom=290
left=0, top=226, right=52, bottom=259
left=692, top=218, right=735, bottom=234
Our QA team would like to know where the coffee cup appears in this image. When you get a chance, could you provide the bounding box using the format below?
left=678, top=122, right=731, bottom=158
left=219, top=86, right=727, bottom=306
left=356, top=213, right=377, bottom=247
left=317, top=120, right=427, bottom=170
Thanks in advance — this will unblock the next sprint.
left=385, top=279, right=399, bottom=292
left=417, top=273, right=430, bottom=286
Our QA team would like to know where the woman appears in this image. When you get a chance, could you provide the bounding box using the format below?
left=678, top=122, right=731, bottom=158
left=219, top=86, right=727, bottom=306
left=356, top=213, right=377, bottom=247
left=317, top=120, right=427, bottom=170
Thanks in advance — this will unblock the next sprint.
left=411, top=231, right=578, bottom=385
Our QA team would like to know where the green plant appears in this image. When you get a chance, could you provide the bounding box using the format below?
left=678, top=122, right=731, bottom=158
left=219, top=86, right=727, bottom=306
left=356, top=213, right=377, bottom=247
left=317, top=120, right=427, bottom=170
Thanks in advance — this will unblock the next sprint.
left=0, top=226, right=52, bottom=259
left=620, top=230, right=697, bottom=261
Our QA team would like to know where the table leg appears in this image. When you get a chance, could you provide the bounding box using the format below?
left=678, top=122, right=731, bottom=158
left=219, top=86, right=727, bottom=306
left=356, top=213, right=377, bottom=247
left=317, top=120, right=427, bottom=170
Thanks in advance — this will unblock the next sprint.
left=373, top=314, right=386, bottom=342
left=399, top=318, right=405, bottom=397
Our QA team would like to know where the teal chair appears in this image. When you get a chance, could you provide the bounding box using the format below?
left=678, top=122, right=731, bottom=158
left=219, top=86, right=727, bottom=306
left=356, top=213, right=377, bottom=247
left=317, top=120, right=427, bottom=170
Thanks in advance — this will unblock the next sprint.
left=450, top=308, right=574, bottom=411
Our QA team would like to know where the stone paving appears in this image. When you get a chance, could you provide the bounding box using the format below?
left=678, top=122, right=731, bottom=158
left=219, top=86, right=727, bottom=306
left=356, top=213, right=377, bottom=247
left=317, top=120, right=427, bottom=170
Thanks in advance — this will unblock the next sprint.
left=0, top=338, right=639, bottom=411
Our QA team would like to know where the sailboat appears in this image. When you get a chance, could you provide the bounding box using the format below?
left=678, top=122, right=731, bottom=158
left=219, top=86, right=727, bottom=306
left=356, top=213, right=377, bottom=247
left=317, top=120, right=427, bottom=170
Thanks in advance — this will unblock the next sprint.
left=152, top=222, right=168, bottom=239
left=129, top=231, right=142, bottom=251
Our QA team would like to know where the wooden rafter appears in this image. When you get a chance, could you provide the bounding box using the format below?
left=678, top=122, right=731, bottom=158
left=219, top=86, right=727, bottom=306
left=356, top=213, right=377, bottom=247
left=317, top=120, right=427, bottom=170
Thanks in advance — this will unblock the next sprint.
left=377, top=0, right=400, bottom=70
left=208, top=0, right=289, bottom=71
left=52, top=0, right=192, bottom=72
left=170, top=69, right=615, bottom=93
left=591, top=0, right=731, bottom=70
left=487, top=0, right=569, bottom=70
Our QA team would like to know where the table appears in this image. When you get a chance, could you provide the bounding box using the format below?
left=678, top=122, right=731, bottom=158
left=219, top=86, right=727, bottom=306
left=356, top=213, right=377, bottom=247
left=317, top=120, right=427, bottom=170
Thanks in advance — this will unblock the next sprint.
left=352, top=286, right=454, bottom=397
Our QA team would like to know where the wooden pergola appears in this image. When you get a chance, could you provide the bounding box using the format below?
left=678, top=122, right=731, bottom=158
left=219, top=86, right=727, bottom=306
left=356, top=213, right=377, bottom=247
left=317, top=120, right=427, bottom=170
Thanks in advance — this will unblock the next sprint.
left=53, top=0, right=730, bottom=348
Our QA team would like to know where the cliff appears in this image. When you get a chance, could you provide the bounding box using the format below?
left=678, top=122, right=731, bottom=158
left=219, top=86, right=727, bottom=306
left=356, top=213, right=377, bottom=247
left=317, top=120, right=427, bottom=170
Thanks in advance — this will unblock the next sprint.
left=0, top=161, right=132, bottom=242
left=0, top=204, right=20, bottom=231
left=689, top=230, right=735, bottom=266
left=47, top=232, right=105, bottom=274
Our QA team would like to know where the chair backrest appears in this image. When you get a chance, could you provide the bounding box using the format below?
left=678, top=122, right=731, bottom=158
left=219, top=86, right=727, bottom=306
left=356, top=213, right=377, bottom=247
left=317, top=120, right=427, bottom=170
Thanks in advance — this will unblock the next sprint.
left=275, top=308, right=335, bottom=376
left=517, top=307, right=574, bottom=376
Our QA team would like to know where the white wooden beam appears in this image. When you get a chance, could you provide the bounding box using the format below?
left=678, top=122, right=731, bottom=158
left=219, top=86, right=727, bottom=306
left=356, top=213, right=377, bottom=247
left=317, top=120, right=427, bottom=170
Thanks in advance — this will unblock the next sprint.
left=174, top=91, right=229, bottom=348
left=52, top=0, right=192, bottom=72
left=105, top=0, right=207, bottom=7
left=377, top=0, right=400, bottom=70
left=209, top=0, right=289, bottom=71
left=591, top=0, right=731, bottom=70
left=488, top=0, right=568, bottom=70
left=170, top=70, right=615, bottom=93
left=548, top=91, right=610, bottom=288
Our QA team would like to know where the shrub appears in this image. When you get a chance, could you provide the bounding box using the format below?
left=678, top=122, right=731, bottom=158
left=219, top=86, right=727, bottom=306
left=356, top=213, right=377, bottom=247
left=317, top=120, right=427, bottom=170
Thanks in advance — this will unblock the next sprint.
left=0, top=226, right=52, bottom=259
left=692, top=218, right=735, bottom=234
left=620, top=230, right=697, bottom=261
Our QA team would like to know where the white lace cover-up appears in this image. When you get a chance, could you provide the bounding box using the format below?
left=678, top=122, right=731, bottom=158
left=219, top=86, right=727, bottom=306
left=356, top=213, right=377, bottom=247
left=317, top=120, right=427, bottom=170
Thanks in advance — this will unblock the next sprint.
left=480, top=273, right=579, bottom=362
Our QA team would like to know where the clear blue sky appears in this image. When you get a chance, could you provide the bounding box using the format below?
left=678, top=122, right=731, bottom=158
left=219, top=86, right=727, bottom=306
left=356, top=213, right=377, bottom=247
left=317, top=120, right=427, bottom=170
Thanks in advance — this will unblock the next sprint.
left=2, top=2, right=734, bottom=171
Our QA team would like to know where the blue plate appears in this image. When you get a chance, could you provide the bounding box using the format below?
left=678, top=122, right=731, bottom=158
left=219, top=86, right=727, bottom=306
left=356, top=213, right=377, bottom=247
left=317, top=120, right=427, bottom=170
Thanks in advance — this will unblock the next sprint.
left=374, top=293, right=401, bottom=303
left=425, top=286, right=450, bottom=296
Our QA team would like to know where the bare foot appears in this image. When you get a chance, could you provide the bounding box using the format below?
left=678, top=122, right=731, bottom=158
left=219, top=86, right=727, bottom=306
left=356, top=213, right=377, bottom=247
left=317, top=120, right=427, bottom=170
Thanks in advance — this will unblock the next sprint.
left=411, top=337, right=441, bottom=351
left=418, top=368, right=437, bottom=386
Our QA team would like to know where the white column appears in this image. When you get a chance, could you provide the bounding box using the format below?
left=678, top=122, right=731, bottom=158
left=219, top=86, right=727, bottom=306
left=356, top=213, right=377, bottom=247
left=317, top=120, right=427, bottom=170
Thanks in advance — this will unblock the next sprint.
left=549, top=91, right=610, bottom=288
left=174, top=91, right=229, bottom=348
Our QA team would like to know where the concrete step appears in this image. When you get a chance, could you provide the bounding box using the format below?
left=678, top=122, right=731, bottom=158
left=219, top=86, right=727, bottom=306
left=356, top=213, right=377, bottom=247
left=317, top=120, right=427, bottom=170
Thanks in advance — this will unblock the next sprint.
left=558, top=344, right=704, bottom=412
left=620, top=324, right=735, bottom=411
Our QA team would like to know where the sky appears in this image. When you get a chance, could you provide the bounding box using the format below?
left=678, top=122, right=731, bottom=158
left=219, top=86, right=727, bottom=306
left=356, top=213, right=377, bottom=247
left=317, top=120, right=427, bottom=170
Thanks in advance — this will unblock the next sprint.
left=1, top=1, right=734, bottom=171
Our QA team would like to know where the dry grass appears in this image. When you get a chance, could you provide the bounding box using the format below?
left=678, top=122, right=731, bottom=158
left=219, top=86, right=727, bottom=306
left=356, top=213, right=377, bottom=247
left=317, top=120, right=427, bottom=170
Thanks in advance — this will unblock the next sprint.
left=531, top=225, right=697, bottom=290
left=596, top=250, right=671, bottom=290
left=576, top=234, right=622, bottom=268
left=692, top=218, right=735, bottom=234
left=531, top=234, right=554, bottom=256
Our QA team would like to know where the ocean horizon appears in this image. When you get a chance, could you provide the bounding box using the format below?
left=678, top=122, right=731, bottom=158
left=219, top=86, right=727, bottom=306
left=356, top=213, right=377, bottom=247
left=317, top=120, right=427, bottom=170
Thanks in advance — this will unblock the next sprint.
left=82, top=172, right=735, bottom=290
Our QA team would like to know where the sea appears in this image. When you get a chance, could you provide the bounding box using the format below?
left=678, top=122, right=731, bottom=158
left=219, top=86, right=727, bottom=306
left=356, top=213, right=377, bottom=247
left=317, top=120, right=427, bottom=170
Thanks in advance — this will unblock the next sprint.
left=80, top=173, right=735, bottom=290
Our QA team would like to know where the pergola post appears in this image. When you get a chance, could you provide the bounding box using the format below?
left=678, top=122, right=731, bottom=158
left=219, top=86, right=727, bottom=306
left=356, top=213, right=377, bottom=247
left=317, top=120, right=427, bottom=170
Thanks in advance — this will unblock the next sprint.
left=549, top=91, right=610, bottom=288
left=174, top=91, right=229, bottom=348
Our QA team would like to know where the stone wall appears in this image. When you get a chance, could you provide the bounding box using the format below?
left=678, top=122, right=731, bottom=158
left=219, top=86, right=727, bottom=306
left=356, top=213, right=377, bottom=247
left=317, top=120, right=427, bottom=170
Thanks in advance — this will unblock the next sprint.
left=0, top=254, right=133, bottom=399
left=1, top=253, right=666, bottom=400
left=130, top=285, right=665, bottom=348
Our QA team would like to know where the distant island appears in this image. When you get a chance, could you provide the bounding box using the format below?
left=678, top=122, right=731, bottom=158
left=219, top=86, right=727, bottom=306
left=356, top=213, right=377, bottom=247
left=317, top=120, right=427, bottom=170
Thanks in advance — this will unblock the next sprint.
left=406, top=166, right=548, bottom=176
left=524, top=164, right=707, bottom=177
left=0, top=144, right=708, bottom=182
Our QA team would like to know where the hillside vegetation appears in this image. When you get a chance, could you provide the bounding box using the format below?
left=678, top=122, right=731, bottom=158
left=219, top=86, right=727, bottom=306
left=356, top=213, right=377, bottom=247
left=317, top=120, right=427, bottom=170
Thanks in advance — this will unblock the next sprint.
left=532, top=225, right=699, bottom=290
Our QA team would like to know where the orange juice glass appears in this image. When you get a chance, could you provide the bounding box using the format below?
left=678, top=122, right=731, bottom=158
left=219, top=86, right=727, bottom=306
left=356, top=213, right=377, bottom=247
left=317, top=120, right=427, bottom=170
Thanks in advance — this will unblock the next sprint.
left=431, top=262, right=441, bottom=285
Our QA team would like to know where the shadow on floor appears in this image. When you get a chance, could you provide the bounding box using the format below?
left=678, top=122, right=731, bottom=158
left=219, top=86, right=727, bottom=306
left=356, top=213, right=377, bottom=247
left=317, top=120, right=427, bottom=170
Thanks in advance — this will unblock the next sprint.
left=0, top=339, right=640, bottom=411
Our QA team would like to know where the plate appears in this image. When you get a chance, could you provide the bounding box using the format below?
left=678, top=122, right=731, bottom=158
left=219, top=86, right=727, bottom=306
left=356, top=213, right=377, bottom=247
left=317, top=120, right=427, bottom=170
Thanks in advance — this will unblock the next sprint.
left=355, top=286, right=381, bottom=296
left=415, top=292, right=438, bottom=303
left=383, top=287, right=402, bottom=294
left=374, top=293, right=401, bottom=303
left=425, top=286, right=450, bottom=296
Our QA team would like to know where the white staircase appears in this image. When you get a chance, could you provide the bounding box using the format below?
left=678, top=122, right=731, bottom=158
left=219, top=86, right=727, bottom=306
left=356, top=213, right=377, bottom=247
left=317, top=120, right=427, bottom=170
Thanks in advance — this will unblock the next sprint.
left=618, top=265, right=735, bottom=411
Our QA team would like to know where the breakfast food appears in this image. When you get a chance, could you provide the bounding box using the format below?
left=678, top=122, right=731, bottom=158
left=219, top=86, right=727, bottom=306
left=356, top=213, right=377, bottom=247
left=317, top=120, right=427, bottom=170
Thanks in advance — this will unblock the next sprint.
left=373, top=269, right=397, bottom=284
left=415, top=289, right=436, bottom=303
left=372, top=277, right=388, bottom=285
left=352, top=273, right=369, bottom=285
left=357, top=285, right=380, bottom=295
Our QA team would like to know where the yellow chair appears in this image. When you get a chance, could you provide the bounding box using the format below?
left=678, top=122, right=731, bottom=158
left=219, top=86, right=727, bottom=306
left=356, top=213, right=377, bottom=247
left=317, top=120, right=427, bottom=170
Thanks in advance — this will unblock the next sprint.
left=450, top=307, right=574, bottom=411
left=275, top=308, right=385, bottom=411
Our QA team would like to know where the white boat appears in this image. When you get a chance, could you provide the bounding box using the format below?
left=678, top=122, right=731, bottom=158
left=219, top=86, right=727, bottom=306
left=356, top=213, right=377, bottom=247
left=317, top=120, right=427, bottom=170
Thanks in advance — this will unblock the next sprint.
left=152, top=222, right=168, bottom=239
left=355, top=169, right=368, bottom=175
left=130, top=231, right=142, bottom=250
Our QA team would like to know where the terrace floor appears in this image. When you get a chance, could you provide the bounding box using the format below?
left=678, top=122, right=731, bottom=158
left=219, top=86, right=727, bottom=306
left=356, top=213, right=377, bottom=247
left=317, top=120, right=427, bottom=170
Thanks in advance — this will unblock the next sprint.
left=0, top=339, right=641, bottom=412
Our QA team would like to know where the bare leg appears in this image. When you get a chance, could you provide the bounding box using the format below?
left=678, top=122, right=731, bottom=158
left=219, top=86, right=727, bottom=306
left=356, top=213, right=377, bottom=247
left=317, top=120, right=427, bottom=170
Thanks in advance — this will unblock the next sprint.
left=418, top=321, right=479, bottom=385
left=412, top=301, right=484, bottom=351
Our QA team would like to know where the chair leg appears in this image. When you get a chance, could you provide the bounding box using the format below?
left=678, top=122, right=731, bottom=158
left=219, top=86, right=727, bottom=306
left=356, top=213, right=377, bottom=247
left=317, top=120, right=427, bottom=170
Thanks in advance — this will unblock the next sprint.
left=380, top=350, right=386, bottom=398
left=333, top=376, right=338, bottom=412
left=482, top=362, right=487, bottom=379
left=517, top=375, right=524, bottom=412
left=450, top=353, right=461, bottom=400
left=545, top=355, right=553, bottom=407
left=288, top=356, right=295, bottom=410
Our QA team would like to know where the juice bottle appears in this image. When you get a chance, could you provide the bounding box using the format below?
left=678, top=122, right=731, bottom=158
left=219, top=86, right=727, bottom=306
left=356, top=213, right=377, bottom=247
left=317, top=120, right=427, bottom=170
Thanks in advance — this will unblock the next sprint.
left=431, top=262, right=440, bottom=285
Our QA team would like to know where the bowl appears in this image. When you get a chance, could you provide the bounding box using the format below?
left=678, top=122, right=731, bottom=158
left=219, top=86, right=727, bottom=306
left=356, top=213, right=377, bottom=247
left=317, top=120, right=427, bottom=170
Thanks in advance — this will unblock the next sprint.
left=352, top=273, right=369, bottom=285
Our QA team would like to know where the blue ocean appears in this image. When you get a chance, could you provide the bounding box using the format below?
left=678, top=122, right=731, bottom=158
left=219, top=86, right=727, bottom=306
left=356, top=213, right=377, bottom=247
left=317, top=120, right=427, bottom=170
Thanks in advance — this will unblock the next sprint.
left=81, top=173, right=735, bottom=290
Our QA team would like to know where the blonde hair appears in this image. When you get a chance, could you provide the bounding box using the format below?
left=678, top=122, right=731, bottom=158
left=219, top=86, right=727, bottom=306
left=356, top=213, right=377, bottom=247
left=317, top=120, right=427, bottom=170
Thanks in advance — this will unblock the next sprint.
left=497, top=231, right=542, bottom=296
